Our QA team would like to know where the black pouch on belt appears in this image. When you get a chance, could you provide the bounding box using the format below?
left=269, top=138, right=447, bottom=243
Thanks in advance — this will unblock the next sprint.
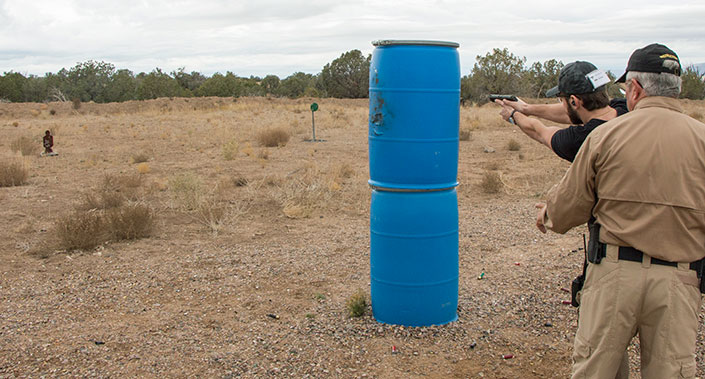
left=586, top=222, right=603, bottom=264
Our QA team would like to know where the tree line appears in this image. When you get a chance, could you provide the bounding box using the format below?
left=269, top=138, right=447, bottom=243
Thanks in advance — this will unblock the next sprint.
left=1, top=48, right=702, bottom=104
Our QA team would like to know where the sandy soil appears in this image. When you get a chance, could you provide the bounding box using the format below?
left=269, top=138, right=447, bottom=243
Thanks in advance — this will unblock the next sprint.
left=0, top=97, right=703, bottom=378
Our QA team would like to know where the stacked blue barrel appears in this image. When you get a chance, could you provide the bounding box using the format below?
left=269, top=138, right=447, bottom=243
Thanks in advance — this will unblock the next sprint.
left=369, top=40, right=460, bottom=326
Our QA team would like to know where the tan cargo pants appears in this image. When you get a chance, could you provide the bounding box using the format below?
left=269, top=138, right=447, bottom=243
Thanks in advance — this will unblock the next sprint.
left=571, top=244, right=702, bottom=379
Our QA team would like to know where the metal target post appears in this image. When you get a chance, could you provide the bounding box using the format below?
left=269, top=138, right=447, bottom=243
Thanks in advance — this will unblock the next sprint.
left=310, top=102, right=318, bottom=141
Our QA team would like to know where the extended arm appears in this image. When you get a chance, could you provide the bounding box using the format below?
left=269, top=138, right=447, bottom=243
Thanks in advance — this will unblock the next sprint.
left=498, top=104, right=561, bottom=150
left=499, top=98, right=572, bottom=125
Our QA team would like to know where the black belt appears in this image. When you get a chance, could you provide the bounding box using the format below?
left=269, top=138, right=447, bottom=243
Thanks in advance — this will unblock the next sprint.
left=614, top=245, right=702, bottom=272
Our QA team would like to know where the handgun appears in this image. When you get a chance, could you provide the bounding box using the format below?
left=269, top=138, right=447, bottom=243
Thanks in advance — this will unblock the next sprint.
left=489, top=94, right=518, bottom=102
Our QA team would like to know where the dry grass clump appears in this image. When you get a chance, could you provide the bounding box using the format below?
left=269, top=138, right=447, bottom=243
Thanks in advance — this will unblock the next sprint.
left=105, top=204, right=154, bottom=240
left=137, top=162, right=150, bottom=174
left=689, top=111, right=704, bottom=122
left=480, top=171, right=504, bottom=194
left=80, top=173, right=143, bottom=210
left=271, top=162, right=354, bottom=219
left=345, top=289, right=368, bottom=318
left=0, top=160, right=28, bottom=187
left=256, top=127, right=290, bottom=147
left=54, top=174, right=154, bottom=251
left=131, top=152, right=150, bottom=163
left=81, top=189, right=124, bottom=210
left=459, top=128, right=472, bottom=141
left=168, top=172, right=249, bottom=233
left=10, top=136, right=37, bottom=156
left=233, top=175, right=248, bottom=187
left=194, top=198, right=228, bottom=234
left=55, top=211, right=107, bottom=251
left=169, top=172, right=203, bottom=210
left=507, top=139, right=521, bottom=151
left=222, top=139, right=239, bottom=160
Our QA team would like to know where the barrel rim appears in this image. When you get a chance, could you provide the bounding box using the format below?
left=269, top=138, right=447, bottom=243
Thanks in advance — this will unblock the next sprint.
left=372, top=40, right=460, bottom=48
left=368, top=182, right=459, bottom=192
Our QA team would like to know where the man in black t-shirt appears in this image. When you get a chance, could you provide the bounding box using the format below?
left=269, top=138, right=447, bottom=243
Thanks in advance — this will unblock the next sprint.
left=495, top=61, right=627, bottom=162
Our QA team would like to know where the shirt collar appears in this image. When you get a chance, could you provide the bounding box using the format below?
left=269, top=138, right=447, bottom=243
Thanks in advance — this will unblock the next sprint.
left=633, top=96, right=683, bottom=113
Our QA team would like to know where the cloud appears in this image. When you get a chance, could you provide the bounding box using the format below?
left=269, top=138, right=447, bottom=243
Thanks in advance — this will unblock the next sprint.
left=0, top=0, right=703, bottom=77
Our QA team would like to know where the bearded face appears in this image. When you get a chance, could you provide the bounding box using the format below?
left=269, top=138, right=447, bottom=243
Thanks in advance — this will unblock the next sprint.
left=563, top=97, right=584, bottom=125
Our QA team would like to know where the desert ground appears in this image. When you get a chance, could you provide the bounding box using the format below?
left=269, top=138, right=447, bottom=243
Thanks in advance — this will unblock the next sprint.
left=1, top=97, right=703, bottom=378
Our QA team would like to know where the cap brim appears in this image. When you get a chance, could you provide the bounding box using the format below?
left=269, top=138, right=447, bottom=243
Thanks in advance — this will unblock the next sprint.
left=615, top=71, right=628, bottom=83
left=545, top=86, right=560, bottom=97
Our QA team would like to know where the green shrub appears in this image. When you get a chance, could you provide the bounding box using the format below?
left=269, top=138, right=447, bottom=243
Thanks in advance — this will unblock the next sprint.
left=345, top=290, right=368, bottom=317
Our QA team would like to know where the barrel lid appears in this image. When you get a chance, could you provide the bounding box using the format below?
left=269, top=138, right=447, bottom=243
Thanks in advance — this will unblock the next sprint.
left=372, top=40, right=459, bottom=48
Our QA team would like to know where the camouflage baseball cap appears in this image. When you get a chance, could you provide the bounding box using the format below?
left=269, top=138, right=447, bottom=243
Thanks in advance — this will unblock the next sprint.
left=546, top=61, right=608, bottom=97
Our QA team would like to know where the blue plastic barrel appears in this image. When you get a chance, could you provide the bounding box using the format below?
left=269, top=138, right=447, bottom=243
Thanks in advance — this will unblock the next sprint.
left=370, top=189, right=459, bottom=326
left=369, top=40, right=460, bottom=190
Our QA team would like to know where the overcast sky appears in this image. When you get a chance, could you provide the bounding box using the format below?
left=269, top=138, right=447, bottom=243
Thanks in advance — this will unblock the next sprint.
left=1, top=0, right=704, bottom=78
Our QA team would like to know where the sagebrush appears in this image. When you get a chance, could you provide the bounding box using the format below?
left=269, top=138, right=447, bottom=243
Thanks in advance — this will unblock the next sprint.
left=0, top=160, right=28, bottom=187
left=345, top=290, right=368, bottom=317
left=10, top=136, right=36, bottom=156
left=480, top=171, right=504, bottom=194
left=256, top=127, right=290, bottom=147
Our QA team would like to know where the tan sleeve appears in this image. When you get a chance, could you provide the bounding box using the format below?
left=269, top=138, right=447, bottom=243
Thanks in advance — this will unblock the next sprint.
left=544, top=134, right=599, bottom=233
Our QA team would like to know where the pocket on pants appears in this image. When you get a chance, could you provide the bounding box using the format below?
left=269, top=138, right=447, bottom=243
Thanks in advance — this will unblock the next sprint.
left=679, top=359, right=695, bottom=378
left=572, top=335, right=592, bottom=378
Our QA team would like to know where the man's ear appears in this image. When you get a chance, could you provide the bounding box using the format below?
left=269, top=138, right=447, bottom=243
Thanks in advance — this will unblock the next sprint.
left=569, top=95, right=579, bottom=108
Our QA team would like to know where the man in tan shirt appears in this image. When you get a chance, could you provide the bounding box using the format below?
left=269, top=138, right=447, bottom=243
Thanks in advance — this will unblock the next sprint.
left=536, top=43, right=705, bottom=378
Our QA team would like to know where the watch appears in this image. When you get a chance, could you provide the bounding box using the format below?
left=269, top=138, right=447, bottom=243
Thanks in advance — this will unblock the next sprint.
left=509, top=109, right=517, bottom=125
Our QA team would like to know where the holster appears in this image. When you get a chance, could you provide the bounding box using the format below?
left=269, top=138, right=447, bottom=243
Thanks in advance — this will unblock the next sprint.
left=697, top=259, right=705, bottom=294
left=571, top=274, right=584, bottom=307
left=587, top=222, right=605, bottom=264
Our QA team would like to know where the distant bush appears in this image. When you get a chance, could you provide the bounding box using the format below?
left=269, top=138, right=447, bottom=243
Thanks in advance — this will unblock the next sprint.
left=480, top=171, right=504, bottom=194
left=10, top=136, right=36, bottom=156
left=256, top=127, right=290, bottom=147
left=0, top=160, right=28, bottom=187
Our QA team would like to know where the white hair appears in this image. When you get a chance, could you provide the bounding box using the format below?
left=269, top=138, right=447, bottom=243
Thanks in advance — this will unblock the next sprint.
left=626, top=71, right=682, bottom=98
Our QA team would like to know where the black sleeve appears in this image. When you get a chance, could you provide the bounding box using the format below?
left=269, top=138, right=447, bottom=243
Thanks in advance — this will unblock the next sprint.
left=609, top=98, right=628, bottom=116
left=550, top=127, right=583, bottom=162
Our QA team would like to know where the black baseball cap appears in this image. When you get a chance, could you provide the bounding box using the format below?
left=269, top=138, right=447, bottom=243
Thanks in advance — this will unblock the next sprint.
left=546, top=61, right=606, bottom=97
left=615, top=43, right=681, bottom=83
